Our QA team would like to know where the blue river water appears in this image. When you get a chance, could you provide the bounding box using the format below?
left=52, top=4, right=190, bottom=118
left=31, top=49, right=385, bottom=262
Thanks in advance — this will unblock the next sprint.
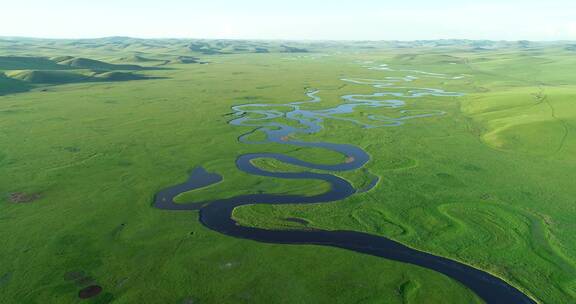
left=154, top=62, right=536, bottom=304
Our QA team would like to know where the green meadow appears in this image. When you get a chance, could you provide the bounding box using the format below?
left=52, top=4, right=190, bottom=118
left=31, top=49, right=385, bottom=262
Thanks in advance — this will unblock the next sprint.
left=1, top=38, right=575, bottom=303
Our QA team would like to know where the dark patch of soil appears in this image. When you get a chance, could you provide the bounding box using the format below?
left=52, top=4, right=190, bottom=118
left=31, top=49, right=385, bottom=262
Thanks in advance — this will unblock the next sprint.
left=78, top=285, right=103, bottom=299
left=8, top=192, right=41, bottom=203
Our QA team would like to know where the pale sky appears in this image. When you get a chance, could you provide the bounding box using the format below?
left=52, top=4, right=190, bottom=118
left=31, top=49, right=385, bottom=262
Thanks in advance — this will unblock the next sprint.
left=2, top=0, right=575, bottom=40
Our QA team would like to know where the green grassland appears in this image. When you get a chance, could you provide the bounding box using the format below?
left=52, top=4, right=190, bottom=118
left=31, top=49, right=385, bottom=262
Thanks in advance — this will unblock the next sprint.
left=1, top=38, right=575, bottom=303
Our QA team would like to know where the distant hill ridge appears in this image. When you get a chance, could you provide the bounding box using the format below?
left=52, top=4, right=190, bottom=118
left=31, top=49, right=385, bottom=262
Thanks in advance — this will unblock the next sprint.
left=0, top=55, right=154, bottom=95
left=57, top=57, right=143, bottom=70
left=0, top=56, right=144, bottom=71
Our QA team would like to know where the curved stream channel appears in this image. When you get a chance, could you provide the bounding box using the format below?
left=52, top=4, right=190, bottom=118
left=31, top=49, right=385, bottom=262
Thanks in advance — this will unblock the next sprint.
left=154, top=63, right=536, bottom=304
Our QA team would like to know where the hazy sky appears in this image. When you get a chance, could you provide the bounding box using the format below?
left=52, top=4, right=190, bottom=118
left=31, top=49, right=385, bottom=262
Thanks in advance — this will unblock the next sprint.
left=3, top=0, right=575, bottom=40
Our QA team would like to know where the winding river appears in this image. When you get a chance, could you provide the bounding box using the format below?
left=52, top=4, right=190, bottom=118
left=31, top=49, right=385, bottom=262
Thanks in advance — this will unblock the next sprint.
left=154, top=63, right=536, bottom=304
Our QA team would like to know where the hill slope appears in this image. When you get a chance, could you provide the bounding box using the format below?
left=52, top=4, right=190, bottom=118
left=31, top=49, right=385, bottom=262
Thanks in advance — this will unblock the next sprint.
left=6, top=70, right=89, bottom=84
left=56, top=57, right=143, bottom=70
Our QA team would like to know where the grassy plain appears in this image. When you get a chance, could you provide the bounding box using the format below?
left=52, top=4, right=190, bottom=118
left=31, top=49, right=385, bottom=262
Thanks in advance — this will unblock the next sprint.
left=1, top=38, right=575, bottom=303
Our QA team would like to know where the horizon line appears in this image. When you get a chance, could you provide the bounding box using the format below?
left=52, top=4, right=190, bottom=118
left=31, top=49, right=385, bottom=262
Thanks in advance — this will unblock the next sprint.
left=1, top=35, right=575, bottom=43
